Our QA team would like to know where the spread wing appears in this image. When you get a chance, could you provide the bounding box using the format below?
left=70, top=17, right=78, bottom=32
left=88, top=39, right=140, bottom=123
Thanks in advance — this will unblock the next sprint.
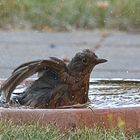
left=0, top=57, right=66, bottom=102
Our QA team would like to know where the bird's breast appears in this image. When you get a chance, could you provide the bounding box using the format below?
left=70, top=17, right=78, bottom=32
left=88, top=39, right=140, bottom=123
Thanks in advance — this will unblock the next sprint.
left=60, top=73, right=89, bottom=103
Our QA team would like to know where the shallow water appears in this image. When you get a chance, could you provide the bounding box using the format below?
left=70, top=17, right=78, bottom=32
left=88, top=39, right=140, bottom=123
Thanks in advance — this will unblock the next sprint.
left=12, top=79, right=140, bottom=109
left=89, top=79, right=140, bottom=109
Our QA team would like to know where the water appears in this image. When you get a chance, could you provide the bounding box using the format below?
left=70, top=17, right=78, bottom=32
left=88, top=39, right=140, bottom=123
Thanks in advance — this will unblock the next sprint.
left=12, top=79, right=140, bottom=109
left=89, top=79, right=140, bottom=109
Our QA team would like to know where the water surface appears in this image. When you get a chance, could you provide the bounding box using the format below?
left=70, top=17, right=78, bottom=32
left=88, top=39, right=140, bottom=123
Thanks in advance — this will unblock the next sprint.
left=13, top=79, right=140, bottom=109
left=89, top=79, right=140, bottom=109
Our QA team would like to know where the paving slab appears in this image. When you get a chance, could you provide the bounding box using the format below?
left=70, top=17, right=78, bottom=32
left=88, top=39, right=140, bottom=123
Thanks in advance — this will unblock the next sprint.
left=0, top=31, right=139, bottom=79
left=0, top=31, right=102, bottom=78
left=103, top=32, right=140, bottom=47
left=94, top=32, right=140, bottom=79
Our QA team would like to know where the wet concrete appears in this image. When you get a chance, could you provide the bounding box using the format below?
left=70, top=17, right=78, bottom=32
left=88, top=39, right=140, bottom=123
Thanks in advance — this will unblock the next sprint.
left=0, top=31, right=140, bottom=79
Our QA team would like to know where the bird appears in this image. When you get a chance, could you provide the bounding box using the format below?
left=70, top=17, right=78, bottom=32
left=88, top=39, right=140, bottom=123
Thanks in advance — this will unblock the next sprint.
left=0, top=49, right=107, bottom=108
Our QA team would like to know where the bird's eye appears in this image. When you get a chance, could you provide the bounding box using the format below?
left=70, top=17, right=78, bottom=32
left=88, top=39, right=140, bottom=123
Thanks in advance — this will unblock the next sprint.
left=82, top=58, right=88, bottom=64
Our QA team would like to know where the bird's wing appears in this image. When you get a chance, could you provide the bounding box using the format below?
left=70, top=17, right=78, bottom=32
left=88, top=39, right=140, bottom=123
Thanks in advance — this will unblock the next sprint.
left=48, top=84, right=70, bottom=108
left=12, top=57, right=65, bottom=74
left=12, top=60, right=41, bottom=74
left=1, top=58, right=66, bottom=102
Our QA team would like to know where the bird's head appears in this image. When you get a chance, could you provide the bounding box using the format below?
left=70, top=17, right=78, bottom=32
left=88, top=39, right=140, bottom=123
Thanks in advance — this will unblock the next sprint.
left=67, top=49, right=107, bottom=75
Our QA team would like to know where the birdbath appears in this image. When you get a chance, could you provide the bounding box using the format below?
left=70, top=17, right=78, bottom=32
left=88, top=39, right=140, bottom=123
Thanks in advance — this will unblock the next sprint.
left=0, top=78, right=140, bottom=133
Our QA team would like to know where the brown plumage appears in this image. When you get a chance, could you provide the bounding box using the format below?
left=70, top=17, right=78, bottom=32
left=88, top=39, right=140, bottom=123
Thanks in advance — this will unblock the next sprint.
left=0, top=49, right=107, bottom=108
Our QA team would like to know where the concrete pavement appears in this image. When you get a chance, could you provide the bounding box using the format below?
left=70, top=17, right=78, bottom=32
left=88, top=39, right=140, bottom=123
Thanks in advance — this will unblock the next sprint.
left=0, top=31, right=140, bottom=79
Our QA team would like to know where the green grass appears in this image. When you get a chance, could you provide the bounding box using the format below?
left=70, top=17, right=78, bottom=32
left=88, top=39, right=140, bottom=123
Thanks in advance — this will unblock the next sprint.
left=0, top=121, right=139, bottom=140
left=0, top=0, right=139, bottom=31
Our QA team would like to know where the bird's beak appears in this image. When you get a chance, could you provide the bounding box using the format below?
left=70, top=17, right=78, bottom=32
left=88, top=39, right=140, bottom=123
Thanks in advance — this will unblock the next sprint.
left=96, top=58, right=107, bottom=64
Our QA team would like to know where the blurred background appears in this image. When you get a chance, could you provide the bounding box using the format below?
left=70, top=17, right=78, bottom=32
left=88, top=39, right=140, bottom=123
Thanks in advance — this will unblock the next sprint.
left=0, top=0, right=139, bottom=31
left=0, top=0, right=140, bottom=79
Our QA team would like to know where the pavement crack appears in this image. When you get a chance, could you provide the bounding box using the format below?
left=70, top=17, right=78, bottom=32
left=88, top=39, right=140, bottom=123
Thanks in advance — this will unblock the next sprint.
left=93, top=32, right=111, bottom=51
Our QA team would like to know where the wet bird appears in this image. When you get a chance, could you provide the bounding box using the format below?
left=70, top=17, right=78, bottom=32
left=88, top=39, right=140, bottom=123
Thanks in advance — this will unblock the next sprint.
left=0, top=49, right=107, bottom=108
